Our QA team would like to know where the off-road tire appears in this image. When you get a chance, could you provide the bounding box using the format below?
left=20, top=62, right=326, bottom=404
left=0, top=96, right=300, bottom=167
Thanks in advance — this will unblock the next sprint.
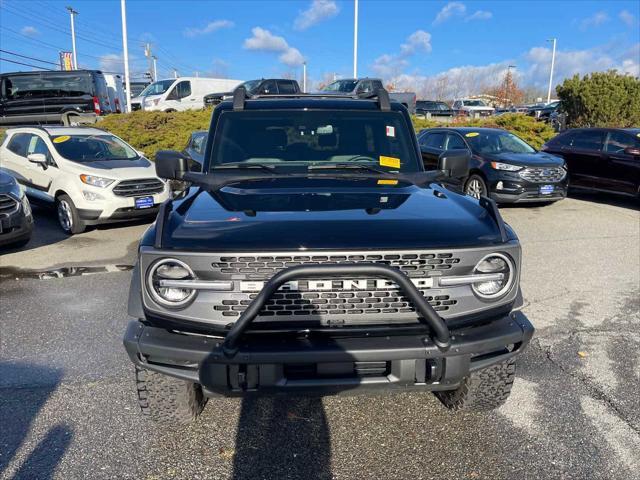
left=435, top=358, right=516, bottom=412
left=135, top=366, right=206, bottom=424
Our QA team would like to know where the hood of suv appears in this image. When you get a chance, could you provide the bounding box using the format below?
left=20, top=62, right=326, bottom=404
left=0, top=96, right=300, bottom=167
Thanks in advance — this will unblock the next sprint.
left=160, top=178, right=510, bottom=251
left=62, top=157, right=160, bottom=180
left=481, top=151, right=564, bottom=167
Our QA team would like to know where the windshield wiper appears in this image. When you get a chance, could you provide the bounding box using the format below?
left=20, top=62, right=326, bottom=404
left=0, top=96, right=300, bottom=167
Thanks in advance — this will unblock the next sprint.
left=308, top=163, right=397, bottom=176
left=213, top=163, right=276, bottom=172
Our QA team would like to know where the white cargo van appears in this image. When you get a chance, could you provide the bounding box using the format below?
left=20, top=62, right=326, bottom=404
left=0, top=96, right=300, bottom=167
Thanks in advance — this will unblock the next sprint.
left=130, top=77, right=242, bottom=112
left=104, top=74, right=127, bottom=113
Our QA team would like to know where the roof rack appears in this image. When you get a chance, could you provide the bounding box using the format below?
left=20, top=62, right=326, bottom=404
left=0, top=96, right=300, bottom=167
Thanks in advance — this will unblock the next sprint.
left=232, top=87, right=394, bottom=111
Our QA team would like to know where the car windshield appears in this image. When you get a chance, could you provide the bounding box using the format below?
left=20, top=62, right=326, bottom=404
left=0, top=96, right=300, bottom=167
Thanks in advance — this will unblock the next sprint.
left=463, top=100, right=486, bottom=107
left=51, top=134, right=139, bottom=162
left=323, top=80, right=358, bottom=92
left=241, top=80, right=262, bottom=93
left=138, top=80, right=174, bottom=97
left=209, top=110, right=420, bottom=173
left=464, top=131, right=536, bottom=155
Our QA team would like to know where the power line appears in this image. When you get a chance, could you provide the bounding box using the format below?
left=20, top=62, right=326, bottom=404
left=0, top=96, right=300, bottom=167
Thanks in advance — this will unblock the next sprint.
left=0, top=48, right=59, bottom=66
left=0, top=57, right=55, bottom=70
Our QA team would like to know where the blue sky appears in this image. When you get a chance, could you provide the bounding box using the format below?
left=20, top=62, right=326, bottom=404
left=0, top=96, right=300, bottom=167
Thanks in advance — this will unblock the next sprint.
left=1, top=0, right=638, bottom=97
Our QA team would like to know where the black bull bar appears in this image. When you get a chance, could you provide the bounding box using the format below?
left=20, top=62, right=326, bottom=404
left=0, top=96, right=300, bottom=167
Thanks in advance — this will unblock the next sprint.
left=221, top=263, right=452, bottom=357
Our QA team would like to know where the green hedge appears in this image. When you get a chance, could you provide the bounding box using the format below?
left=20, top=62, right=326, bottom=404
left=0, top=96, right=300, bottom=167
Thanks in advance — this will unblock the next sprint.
left=91, top=109, right=554, bottom=159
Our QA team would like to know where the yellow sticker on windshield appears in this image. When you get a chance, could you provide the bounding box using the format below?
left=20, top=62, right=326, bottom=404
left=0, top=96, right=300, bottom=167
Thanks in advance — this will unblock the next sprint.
left=377, top=179, right=398, bottom=185
left=53, top=135, right=71, bottom=143
left=465, top=132, right=479, bottom=138
left=379, top=155, right=400, bottom=169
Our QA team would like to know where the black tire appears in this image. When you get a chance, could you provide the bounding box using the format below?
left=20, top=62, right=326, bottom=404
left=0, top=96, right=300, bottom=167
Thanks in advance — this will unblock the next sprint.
left=56, top=194, right=85, bottom=234
left=464, top=174, right=488, bottom=200
left=435, top=358, right=516, bottom=412
left=135, top=366, right=206, bottom=424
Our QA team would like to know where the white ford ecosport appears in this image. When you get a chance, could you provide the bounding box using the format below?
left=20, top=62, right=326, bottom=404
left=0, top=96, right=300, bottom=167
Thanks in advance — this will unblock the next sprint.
left=0, top=126, right=170, bottom=234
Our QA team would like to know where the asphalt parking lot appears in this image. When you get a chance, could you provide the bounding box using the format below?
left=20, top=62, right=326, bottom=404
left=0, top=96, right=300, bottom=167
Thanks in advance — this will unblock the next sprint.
left=1, top=193, right=639, bottom=480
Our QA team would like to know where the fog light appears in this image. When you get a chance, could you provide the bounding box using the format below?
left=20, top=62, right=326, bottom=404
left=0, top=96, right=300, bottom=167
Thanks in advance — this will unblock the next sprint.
left=82, top=190, right=105, bottom=201
left=496, top=181, right=504, bottom=190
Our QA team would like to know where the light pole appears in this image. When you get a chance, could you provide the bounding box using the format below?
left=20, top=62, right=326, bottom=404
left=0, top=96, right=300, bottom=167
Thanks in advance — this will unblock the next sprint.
left=120, top=0, right=131, bottom=112
left=546, top=38, right=556, bottom=104
left=152, top=56, right=158, bottom=81
left=66, top=6, right=78, bottom=69
left=353, top=0, right=358, bottom=77
left=303, top=62, right=307, bottom=93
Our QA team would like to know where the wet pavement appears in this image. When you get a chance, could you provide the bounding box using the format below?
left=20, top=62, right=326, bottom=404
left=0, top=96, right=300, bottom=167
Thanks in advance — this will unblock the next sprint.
left=1, top=192, right=638, bottom=480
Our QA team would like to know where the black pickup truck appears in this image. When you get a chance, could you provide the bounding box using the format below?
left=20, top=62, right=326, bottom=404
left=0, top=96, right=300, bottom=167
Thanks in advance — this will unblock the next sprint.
left=204, top=78, right=300, bottom=107
left=123, top=88, right=534, bottom=424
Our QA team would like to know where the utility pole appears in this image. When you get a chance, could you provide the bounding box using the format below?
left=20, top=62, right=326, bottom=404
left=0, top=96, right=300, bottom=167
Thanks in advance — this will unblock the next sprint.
left=144, top=43, right=154, bottom=81
left=303, top=62, right=307, bottom=93
left=353, top=0, right=358, bottom=77
left=546, top=38, right=556, bottom=104
left=152, top=55, right=158, bottom=81
left=120, top=0, right=131, bottom=112
left=66, top=6, right=78, bottom=69
left=173, top=69, right=178, bottom=79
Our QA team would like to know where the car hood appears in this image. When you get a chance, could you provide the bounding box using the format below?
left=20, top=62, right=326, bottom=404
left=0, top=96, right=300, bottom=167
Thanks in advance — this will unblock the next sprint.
left=158, top=178, right=512, bottom=251
left=482, top=151, right=564, bottom=167
left=62, top=157, right=160, bottom=179
left=0, top=170, right=16, bottom=188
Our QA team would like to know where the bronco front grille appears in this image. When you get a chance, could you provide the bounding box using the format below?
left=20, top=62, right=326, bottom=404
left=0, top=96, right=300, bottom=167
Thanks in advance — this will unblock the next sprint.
left=518, top=166, right=566, bottom=183
left=0, top=194, right=19, bottom=216
left=113, top=178, right=164, bottom=197
left=212, top=253, right=461, bottom=280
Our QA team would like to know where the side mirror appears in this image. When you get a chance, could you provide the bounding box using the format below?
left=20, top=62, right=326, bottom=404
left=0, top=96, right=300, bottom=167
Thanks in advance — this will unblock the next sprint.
left=27, top=153, right=48, bottom=168
left=155, top=150, right=189, bottom=180
left=438, top=150, right=470, bottom=178
left=624, top=147, right=640, bottom=157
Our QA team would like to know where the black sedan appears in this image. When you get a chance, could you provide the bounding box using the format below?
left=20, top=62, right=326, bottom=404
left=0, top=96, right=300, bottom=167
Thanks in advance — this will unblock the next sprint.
left=181, top=131, right=208, bottom=172
left=418, top=127, right=568, bottom=203
left=416, top=100, right=454, bottom=117
left=0, top=170, right=33, bottom=248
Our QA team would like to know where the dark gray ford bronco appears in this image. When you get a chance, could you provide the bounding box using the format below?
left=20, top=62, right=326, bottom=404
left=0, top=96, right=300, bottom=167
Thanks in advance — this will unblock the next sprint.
left=123, top=88, right=534, bottom=424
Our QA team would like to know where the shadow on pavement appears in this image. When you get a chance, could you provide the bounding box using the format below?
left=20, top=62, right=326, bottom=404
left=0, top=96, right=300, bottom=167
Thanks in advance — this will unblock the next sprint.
left=0, top=362, right=72, bottom=479
left=568, top=190, right=639, bottom=211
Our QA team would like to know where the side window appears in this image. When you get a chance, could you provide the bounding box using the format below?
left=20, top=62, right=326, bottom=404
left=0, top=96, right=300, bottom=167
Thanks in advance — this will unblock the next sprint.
left=192, top=135, right=206, bottom=154
left=260, top=80, right=277, bottom=94
left=423, top=132, right=446, bottom=150
left=356, top=81, right=371, bottom=94
left=6, top=133, right=31, bottom=157
left=371, top=80, right=384, bottom=91
left=572, top=130, right=604, bottom=151
left=177, top=81, right=191, bottom=98
left=605, top=131, right=639, bottom=153
left=446, top=133, right=467, bottom=150
left=277, top=81, right=297, bottom=94
left=453, top=101, right=461, bottom=109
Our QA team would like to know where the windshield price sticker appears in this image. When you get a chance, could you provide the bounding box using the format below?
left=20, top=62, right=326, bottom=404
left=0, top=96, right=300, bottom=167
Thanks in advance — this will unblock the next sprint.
left=53, top=135, right=71, bottom=143
left=377, top=179, right=398, bottom=185
left=386, top=126, right=395, bottom=137
left=379, top=155, right=400, bottom=169
left=465, top=132, right=480, bottom=138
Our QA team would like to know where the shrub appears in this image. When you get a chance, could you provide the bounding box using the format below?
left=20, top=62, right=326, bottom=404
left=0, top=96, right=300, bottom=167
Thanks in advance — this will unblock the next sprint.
left=556, top=70, right=640, bottom=128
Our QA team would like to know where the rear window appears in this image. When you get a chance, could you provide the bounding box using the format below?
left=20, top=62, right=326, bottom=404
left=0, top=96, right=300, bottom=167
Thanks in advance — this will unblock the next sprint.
left=277, top=81, right=297, bottom=94
left=2, top=73, right=93, bottom=100
left=209, top=110, right=420, bottom=173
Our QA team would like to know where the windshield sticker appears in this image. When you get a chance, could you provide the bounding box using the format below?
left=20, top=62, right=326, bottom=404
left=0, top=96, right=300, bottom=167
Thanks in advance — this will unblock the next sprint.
left=386, top=126, right=395, bottom=137
left=317, top=125, right=333, bottom=135
left=53, top=135, right=71, bottom=143
left=465, top=132, right=480, bottom=138
left=377, top=179, right=398, bottom=185
left=379, top=155, right=400, bottom=169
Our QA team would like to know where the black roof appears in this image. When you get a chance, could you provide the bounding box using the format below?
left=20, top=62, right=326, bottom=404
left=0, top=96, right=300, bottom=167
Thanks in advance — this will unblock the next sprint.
left=0, top=69, right=103, bottom=76
left=217, top=96, right=404, bottom=112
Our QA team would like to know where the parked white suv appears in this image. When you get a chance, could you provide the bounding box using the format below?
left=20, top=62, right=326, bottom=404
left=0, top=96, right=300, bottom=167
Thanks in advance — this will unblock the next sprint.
left=452, top=99, right=495, bottom=117
left=0, top=126, right=170, bottom=234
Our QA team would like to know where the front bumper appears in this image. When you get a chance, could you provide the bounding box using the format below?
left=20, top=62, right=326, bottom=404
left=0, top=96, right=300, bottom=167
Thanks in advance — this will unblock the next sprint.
left=487, top=172, right=568, bottom=203
left=0, top=206, right=33, bottom=247
left=78, top=205, right=160, bottom=224
left=124, top=311, right=533, bottom=396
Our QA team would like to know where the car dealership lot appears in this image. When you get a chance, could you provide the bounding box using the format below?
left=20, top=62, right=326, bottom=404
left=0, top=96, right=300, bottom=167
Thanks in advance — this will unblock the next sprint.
left=1, top=194, right=638, bottom=480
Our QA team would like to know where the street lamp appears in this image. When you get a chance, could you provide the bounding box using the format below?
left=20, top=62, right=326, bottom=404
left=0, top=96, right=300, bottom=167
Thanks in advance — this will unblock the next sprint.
left=546, top=38, right=557, bottom=104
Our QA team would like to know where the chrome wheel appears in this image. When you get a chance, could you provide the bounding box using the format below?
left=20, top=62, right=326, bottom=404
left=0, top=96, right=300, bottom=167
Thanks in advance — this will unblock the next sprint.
left=57, top=199, right=73, bottom=231
left=466, top=178, right=484, bottom=199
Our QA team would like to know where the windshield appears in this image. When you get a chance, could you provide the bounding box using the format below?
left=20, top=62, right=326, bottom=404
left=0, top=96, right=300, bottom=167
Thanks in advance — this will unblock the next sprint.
left=241, top=80, right=262, bottom=93
left=463, top=100, right=486, bottom=107
left=464, top=131, right=536, bottom=155
left=209, top=110, right=420, bottom=173
left=51, top=135, right=138, bottom=162
left=323, top=80, right=358, bottom=92
left=138, top=80, right=174, bottom=97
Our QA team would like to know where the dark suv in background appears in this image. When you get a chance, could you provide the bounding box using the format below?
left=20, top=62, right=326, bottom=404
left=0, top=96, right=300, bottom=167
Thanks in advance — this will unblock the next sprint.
left=541, top=128, right=640, bottom=198
left=204, top=78, right=300, bottom=107
left=419, top=127, right=568, bottom=203
left=0, top=70, right=112, bottom=125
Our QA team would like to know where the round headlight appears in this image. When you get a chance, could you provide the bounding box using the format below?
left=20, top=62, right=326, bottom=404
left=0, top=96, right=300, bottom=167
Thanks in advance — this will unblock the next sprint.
left=471, top=253, right=515, bottom=300
left=146, top=258, right=196, bottom=308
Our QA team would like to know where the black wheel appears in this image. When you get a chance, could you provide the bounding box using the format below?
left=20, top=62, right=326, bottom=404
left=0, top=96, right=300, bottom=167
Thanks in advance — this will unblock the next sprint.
left=464, top=174, right=488, bottom=200
left=135, top=366, right=206, bottom=424
left=435, top=358, right=516, bottom=412
left=56, top=194, right=85, bottom=234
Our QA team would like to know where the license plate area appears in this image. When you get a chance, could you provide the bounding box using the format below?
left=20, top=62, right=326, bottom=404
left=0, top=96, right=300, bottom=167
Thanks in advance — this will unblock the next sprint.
left=134, top=196, right=154, bottom=209
left=539, top=184, right=554, bottom=195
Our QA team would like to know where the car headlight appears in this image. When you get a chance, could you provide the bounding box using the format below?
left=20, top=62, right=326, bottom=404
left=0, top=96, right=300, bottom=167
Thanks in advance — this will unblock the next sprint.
left=146, top=258, right=197, bottom=308
left=22, top=195, right=32, bottom=216
left=490, top=162, right=523, bottom=171
left=472, top=253, right=515, bottom=299
left=80, top=174, right=115, bottom=188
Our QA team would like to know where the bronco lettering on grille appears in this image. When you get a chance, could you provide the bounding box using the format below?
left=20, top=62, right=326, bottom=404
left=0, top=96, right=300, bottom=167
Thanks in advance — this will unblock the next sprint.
left=239, top=278, right=433, bottom=292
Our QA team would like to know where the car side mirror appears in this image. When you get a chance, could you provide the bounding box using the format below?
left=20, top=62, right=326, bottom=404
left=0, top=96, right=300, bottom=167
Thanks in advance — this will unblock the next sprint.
left=156, top=150, right=189, bottom=180
left=624, top=147, right=640, bottom=156
left=27, top=153, right=48, bottom=169
left=438, top=150, right=470, bottom=178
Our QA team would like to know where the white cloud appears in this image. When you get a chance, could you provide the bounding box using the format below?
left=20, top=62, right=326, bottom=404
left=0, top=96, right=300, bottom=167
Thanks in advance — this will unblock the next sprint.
left=580, top=11, right=609, bottom=30
left=243, top=27, right=305, bottom=66
left=466, top=10, right=492, bottom=22
left=373, top=30, right=431, bottom=77
left=294, top=0, right=339, bottom=30
left=399, top=30, right=432, bottom=55
left=433, top=2, right=466, bottom=25
left=20, top=26, right=39, bottom=37
left=619, top=10, right=636, bottom=27
left=99, top=53, right=124, bottom=73
left=184, top=20, right=234, bottom=37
